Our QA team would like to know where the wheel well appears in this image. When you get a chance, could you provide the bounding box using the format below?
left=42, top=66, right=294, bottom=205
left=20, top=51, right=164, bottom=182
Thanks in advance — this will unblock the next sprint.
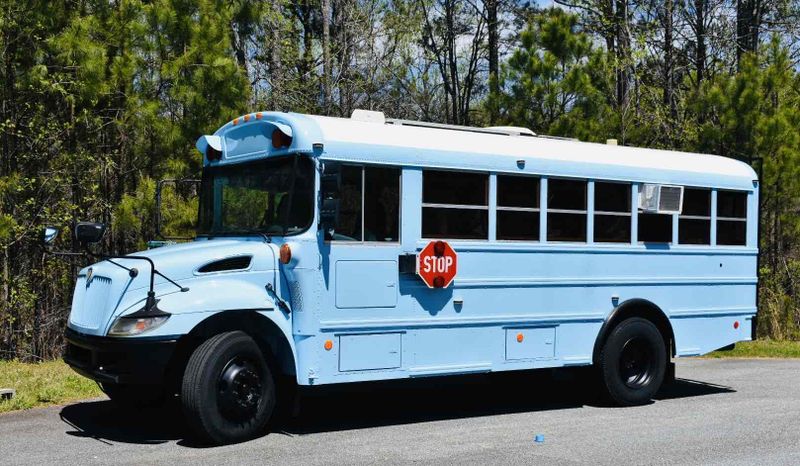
left=165, top=311, right=296, bottom=391
left=592, top=298, right=675, bottom=364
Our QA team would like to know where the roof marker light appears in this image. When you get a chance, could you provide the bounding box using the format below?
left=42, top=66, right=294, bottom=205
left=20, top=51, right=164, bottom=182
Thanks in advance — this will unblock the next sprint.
left=244, top=114, right=250, bottom=122
left=233, top=118, right=239, bottom=125
left=324, top=340, right=333, bottom=351
left=256, top=112, right=263, bottom=120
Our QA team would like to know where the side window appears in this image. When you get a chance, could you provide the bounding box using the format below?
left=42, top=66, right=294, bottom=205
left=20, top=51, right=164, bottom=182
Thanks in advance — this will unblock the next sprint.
left=336, top=165, right=363, bottom=241
left=638, top=213, right=672, bottom=243
left=365, top=167, right=400, bottom=241
left=332, top=165, right=400, bottom=242
left=594, top=182, right=631, bottom=242
left=547, top=178, right=587, bottom=242
left=717, top=190, right=747, bottom=246
left=422, top=170, right=488, bottom=239
left=497, top=175, right=539, bottom=241
left=679, top=188, right=711, bottom=245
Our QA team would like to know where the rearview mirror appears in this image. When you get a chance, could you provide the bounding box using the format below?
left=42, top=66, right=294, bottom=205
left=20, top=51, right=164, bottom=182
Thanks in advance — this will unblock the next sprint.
left=42, top=227, right=59, bottom=248
left=75, top=222, right=106, bottom=245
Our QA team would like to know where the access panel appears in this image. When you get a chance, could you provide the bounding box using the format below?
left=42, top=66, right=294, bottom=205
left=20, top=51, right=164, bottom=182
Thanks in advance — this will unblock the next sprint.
left=505, top=327, right=556, bottom=361
left=339, top=333, right=402, bottom=372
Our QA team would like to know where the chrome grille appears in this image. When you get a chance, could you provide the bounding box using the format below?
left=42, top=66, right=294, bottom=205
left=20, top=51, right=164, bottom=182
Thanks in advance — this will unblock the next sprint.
left=69, top=275, right=112, bottom=330
left=290, top=281, right=303, bottom=312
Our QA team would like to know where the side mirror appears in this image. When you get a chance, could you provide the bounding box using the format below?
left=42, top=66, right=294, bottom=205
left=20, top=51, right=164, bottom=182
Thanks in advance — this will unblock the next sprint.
left=75, top=222, right=106, bottom=245
left=42, top=227, right=59, bottom=248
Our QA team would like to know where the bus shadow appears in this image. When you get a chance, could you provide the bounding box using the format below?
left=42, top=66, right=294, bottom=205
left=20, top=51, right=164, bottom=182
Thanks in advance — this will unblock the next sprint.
left=58, top=370, right=734, bottom=446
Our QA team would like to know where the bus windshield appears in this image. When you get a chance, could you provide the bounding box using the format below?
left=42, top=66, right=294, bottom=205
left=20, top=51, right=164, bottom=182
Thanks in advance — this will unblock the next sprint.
left=197, top=155, right=314, bottom=236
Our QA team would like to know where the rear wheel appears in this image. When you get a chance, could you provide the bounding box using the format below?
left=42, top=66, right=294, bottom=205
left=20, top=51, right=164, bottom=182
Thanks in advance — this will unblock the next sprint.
left=599, top=317, right=667, bottom=406
left=181, top=331, right=276, bottom=445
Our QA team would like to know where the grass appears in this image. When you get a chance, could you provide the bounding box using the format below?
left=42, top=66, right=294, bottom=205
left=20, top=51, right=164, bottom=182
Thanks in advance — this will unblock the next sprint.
left=704, top=339, right=800, bottom=358
left=0, top=360, right=102, bottom=414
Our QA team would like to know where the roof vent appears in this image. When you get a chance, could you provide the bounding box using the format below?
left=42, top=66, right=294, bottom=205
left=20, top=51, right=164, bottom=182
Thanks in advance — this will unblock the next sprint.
left=639, top=184, right=684, bottom=214
left=197, top=255, right=253, bottom=273
left=484, top=126, right=536, bottom=137
left=351, top=109, right=386, bottom=124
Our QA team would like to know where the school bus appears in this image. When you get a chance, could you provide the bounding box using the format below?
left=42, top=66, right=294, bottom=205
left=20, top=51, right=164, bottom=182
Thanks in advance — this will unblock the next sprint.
left=54, top=110, right=758, bottom=444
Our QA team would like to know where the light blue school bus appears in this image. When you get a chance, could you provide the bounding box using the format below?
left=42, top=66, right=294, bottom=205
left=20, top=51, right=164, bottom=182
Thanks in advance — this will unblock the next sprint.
left=57, top=110, right=758, bottom=444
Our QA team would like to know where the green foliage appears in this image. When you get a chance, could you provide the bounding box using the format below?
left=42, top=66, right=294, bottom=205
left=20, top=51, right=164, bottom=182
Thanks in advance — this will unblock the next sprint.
left=488, top=8, right=614, bottom=141
left=0, top=360, right=102, bottom=413
left=704, top=339, right=800, bottom=358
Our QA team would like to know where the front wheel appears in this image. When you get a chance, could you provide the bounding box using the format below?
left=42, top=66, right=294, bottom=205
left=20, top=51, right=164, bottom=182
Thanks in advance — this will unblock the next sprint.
left=598, top=317, right=667, bottom=406
left=181, top=331, right=276, bottom=444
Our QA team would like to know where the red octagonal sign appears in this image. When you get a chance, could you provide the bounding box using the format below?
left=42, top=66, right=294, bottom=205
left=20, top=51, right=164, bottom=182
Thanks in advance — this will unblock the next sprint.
left=417, top=240, right=458, bottom=288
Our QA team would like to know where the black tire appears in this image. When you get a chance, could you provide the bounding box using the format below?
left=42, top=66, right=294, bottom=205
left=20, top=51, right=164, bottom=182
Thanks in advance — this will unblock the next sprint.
left=101, top=382, right=165, bottom=408
left=181, top=331, right=276, bottom=445
left=599, top=317, right=667, bottom=406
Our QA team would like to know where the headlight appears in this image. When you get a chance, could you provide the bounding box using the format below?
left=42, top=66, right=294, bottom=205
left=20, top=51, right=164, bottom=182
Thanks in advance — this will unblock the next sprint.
left=108, top=315, right=170, bottom=337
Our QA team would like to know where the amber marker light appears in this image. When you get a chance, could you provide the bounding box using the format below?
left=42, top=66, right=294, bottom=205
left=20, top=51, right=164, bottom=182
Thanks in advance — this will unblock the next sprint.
left=517, top=333, right=524, bottom=343
left=280, top=243, right=292, bottom=264
left=243, top=114, right=251, bottom=122
left=324, top=340, right=333, bottom=351
left=255, top=112, right=263, bottom=119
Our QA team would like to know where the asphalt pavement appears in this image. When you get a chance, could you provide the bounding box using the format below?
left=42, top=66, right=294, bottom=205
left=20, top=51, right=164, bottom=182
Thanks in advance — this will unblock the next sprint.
left=1, top=358, right=799, bottom=465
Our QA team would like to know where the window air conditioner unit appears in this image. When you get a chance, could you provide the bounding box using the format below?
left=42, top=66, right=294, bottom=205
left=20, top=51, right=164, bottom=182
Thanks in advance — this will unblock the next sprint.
left=638, top=184, right=683, bottom=214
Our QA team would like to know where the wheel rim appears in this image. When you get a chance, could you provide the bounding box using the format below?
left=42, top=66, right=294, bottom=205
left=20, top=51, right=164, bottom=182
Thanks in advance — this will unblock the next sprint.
left=619, top=337, right=654, bottom=389
left=217, top=356, right=264, bottom=422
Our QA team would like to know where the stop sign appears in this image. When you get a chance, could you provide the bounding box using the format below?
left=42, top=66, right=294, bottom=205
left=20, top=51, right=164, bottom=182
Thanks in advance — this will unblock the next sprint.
left=417, top=240, right=458, bottom=288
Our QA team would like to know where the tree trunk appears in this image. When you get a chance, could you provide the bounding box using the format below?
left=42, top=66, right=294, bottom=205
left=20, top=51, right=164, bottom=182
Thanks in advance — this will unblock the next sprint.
left=694, top=0, right=706, bottom=87
left=487, top=0, right=499, bottom=123
left=322, top=0, right=331, bottom=112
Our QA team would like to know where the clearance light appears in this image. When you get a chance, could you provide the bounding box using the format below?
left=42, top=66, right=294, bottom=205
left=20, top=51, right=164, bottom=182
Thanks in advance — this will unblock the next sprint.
left=233, top=118, right=239, bottom=125
left=734, top=321, right=740, bottom=329
left=244, top=114, right=251, bottom=122
left=324, top=340, right=333, bottom=351
left=256, top=112, right=263, bottom=120
left=280, top=243, right=292, bottom=264
left=517, top=333, right=524, bottom=343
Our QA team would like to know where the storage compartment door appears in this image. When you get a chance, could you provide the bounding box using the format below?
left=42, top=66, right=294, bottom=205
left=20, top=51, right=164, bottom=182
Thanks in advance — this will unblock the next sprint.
left=505, top=327, right=556, bottom=361
left=339, top=333, right=402, bottom=371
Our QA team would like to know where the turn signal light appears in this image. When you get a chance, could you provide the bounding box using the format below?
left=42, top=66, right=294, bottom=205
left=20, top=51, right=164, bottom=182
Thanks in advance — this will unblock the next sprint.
left=280, top=243, right=292, bottom=264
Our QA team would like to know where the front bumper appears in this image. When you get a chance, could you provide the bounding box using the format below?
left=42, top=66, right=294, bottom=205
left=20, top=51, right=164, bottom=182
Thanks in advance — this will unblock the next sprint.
left=64, top=327, right=179, bottom=385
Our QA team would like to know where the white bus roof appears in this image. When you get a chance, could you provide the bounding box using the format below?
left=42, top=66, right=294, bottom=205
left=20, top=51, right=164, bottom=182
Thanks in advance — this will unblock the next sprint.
left=204, top=111, right=758, bottom=191
left=304, top=114, right=757, bottom=191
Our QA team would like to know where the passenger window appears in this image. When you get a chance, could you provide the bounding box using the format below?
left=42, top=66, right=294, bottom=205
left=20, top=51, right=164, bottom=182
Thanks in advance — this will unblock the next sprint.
left=717, top=191, right=747, bottom=246
left=332, top=165, right=400, bottom=242
left=594, top=182, right=631, bottom=243
left=679, top=188, right=711, bottom=245
left=497, top=175, right=539, bottom=241
left=547, top=179, right=587, bottom=242
left=422, top=170, right=488, bottom=239
left=638, top=213, right=672, bottom=243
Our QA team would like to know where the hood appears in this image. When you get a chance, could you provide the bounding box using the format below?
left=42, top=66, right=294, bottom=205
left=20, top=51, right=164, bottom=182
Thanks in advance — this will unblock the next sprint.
left=68, top=238, right=280, bottom=335
left=82, top=238, right=278, bottom=293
